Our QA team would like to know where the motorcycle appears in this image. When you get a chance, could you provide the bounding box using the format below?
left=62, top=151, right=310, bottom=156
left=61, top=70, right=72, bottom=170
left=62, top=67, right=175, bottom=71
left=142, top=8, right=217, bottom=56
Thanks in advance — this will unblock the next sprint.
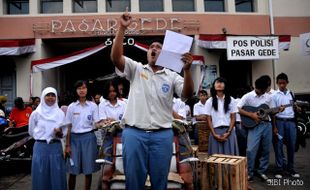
left=0, top=125, right=34, bottom=162
left=295, top=100, right=309, bottom=151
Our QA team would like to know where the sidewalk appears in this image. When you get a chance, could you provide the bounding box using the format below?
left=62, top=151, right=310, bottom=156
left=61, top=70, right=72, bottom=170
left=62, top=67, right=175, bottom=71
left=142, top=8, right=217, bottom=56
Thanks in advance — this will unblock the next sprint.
left=1, top=139, right=309, bottom=190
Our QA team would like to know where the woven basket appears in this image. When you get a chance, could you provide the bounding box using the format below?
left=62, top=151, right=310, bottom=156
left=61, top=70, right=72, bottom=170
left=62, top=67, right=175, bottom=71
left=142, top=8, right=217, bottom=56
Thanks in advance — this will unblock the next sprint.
left=196, top=121, right=210, bottom=152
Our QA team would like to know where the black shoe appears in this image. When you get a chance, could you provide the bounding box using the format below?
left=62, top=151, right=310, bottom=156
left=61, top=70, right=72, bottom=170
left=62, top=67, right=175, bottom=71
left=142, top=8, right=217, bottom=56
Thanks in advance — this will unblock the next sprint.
left=248, top=176, right=254, bottom=182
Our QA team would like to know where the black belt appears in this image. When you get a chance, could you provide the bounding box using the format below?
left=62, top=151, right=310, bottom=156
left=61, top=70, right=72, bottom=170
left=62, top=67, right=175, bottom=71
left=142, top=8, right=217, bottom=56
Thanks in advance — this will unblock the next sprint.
left=36, top=139, right=60, bottom=144
left=216, top=126, right=229, bottom=129
left=71, top=130, right=94, bottom=135
left=276, top=117, right=295, bottom=122
left=235, top=121, right=241, bottom=124
left=127, top=125, right=171, bottom=133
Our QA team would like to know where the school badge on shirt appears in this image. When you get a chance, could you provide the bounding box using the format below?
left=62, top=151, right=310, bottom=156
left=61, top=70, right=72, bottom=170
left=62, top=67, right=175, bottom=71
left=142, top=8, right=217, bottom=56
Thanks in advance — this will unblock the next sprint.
left=87, top=115, right=92, bottom=121
left=162, top=83, right=170, bottom=93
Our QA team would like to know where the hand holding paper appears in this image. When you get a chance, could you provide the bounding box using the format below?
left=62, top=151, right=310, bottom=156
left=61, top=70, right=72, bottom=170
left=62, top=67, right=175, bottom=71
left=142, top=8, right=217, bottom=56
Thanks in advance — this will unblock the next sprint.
left=155, top=30, right=193, bottom=73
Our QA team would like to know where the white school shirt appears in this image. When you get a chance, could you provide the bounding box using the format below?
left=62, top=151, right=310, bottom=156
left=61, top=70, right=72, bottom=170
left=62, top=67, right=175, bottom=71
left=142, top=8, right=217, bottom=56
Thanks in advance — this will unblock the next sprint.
left=98, top=99, right=127, bottom=121
left=118, top=97, right=128, bottom=104
left=205, top=96, right=237, bottom=128
left=193, top=101, right=208, bottom=116
left=234, top=98, right=241, bottom=122
left=173, top=98, right=186, bottom=119
left=115, top=57, right=184, bottom=130
left=237, top=90, right=275, bottom=121
left=273, top=89, right=295, bottom=118
left=65, top=100, right=99, bottom=133
left=29, top=111, right=66, bottom=141
left=237, top=90, right=275, bottom=108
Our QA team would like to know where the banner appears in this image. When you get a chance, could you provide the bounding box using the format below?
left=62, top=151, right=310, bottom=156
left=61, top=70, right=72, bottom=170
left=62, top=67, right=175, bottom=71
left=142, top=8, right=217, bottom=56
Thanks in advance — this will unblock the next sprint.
left=300, top=32, right=310, bottom=56
left=227, top=36, right=279, bottom=60
left=201, top=65, right=217, bottom=89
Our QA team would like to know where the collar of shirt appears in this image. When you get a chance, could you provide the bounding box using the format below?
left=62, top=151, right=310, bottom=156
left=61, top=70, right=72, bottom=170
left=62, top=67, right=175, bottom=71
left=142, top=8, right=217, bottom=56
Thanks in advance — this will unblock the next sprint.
left=253, top=90, right=266, bottom=98
left=104, top=100, right=121, bottom=108
left=276, top=89, right=290, bottom=95
left=216, top=95, right=225, bottom=100
left=143, top=64, right=167, bottom=74
left=74, top=100, right=91, bottom=106
left=198, top=101, right=206, bottom=106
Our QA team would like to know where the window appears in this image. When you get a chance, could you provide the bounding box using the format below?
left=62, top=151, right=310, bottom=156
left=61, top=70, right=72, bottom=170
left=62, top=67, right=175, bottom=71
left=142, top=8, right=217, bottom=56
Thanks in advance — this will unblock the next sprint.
left=7, top=0, right=29, bottom=14
left=106, top=0, right=130, bottom=12
left=172, top=0, right=195, bottom=12
left=73, top=0, right=97, bottom=13
left=139, top=0, right=163, bottom=12
left=235, top=0, right=254, bottom=12
left=204, top=0, right=224, bottom=12
left=41, top=0, right=63, bottom=13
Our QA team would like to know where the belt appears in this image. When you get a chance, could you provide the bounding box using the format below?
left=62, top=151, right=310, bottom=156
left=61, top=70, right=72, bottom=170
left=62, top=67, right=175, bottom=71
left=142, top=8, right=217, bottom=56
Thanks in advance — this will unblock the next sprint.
left=127, top=126, right=171, bottom=133
left=71, top=130, right=94, bottom=135
left=215, top=125, right=229, bottom=129
left=276, top=117, right=295, bottom=122
left=235, top=121, right=241, bottom=124
left=36, top=139, right=60, bottom=144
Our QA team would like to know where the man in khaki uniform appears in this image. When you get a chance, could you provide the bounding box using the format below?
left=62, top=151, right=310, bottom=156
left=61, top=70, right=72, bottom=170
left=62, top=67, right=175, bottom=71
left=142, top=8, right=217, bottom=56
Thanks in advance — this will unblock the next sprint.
left=110, top=10, right=194, bottom=190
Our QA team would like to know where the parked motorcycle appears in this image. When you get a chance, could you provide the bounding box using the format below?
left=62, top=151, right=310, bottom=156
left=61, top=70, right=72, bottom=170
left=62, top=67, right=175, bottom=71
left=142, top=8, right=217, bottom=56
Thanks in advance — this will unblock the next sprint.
left=295, top=101, right=309, bottom=151
left=0, top=125, right=34, bottom=161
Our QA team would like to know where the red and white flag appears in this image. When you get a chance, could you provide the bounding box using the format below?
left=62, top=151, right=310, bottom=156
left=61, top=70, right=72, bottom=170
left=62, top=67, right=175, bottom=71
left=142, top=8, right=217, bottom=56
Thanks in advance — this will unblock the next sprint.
left=0, top=39, right=35, bottom=55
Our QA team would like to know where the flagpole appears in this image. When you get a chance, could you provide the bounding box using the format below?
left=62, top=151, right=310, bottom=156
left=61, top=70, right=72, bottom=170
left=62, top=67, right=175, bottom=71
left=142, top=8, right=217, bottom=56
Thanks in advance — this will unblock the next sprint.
left=269, top=0, right=276, bottom=89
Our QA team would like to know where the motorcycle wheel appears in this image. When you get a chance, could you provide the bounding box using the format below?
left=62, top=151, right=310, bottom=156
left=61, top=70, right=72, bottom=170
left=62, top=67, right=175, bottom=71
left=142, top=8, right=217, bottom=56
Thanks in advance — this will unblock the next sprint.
left=297, top=121, right=307, bottom=136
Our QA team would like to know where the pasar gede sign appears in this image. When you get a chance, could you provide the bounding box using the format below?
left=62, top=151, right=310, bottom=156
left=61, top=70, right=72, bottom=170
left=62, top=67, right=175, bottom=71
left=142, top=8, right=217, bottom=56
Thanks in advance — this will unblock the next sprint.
left=227, top=36, right=279, bottom=60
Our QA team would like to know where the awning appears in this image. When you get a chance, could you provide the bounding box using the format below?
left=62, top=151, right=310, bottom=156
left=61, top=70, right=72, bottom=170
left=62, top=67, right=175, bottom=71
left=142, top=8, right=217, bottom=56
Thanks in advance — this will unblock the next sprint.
left=134, top=42, right=149, bottom=52
left=31, top=41, right=205, bottom=73
left=197, top=34, right=291, bottom=50
left=0, top=39, right=35, bottom=55
left=31, top=43, right=107, bottom=73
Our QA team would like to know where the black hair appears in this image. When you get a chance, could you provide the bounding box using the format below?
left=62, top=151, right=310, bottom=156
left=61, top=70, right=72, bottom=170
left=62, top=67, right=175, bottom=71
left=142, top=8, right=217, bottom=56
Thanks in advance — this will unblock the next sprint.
left=14, top=97, right=25, bottom=110
left=114, top=77, right=129, bottom=98
left=210, top=77, right=231, bottom=113
left=254, top=76, right=270, bottom=91
left=199, top=90, right=208, bottom=96
left=260, top=75, right=272, bottom=87
left=149, top=38, right=164, bottom=46
left=276, top=72, right=289, bottom=83
left=73, top=80, right=92, bottom=101
left=102, top=80, right=120, bottom=101
left=32, top=97, right=40, bottom=102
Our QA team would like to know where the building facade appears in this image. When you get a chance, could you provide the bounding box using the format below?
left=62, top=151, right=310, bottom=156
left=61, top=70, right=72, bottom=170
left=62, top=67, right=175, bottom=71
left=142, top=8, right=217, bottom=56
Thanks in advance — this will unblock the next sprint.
left=0, top=0, right=309, bottom=108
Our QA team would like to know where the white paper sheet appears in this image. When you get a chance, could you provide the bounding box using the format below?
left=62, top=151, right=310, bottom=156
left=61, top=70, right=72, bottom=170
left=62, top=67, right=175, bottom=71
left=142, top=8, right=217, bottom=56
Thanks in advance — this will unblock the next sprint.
left=155, top=30, right=193, bottom=73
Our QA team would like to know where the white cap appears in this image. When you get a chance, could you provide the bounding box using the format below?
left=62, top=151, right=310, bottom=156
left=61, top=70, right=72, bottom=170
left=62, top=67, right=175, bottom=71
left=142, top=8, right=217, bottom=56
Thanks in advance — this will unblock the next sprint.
left=0, top=110, right=5, bottom=117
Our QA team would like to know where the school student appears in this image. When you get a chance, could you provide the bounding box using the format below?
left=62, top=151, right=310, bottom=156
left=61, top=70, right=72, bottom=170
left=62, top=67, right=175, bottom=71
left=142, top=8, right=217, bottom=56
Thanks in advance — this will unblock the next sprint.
left=29, top=87, right=67, bottom=190
left=238, top=76, right=283, bottom=182
left=98, top=80, right=127, bottom=188
left=193, top=90, right=209, bottom=145
left=272, top=73, right=300, bottom=178
left=65, top=80, right=100, bottom=190
left=205, top=77, right=239, bottom=155
left=110, top=10, right=194, bottom=190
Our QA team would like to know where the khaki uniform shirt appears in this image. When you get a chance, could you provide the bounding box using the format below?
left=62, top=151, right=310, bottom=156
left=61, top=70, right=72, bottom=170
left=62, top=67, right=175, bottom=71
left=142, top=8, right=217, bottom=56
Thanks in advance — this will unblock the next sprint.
left=116, top=57, right=184, bottom=130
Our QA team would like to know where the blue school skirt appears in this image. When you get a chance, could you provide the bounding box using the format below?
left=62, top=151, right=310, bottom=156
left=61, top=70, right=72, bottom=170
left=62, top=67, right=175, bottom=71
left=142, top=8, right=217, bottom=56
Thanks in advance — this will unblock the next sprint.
left=208, top=126, right=239, bottom=155
left=32, top=140, right=67, bottom=190
left=67, top=131, right=100, bottom=175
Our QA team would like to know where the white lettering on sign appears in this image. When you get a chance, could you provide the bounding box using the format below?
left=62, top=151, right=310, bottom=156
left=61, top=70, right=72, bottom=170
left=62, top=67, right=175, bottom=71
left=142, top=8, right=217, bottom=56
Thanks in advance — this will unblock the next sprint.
left=48, top=17, right=187, bottom=36
left=227, top=36, right=279, bottom=60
